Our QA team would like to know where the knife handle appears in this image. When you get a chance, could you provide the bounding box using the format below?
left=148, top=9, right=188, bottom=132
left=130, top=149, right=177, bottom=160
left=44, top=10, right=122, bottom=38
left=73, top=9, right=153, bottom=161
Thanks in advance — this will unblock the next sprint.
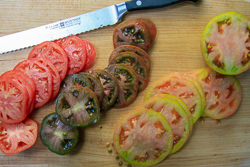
left=125, top=0, right=199, bottom=11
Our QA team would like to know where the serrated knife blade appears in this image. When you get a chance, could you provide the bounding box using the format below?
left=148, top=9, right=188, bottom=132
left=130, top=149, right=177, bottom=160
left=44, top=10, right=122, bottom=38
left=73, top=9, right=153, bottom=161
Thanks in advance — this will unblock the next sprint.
left=0, top=0, right=199, bottom=54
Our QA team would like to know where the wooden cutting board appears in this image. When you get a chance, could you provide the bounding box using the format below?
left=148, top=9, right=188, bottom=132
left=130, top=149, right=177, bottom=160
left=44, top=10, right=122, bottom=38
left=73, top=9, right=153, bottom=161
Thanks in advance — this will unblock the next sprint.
left=0, top=0, right=250, bottom=166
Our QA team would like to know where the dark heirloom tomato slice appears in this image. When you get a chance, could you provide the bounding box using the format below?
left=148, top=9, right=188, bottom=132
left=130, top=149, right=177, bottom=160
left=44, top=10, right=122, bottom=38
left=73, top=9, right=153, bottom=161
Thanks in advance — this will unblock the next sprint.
left=55, top=86, right=100, bottom=127
left=113, top=108, right=173, bottom=166
left=78, top=72, right=104, bottom=106
left=136, top=17, right=157, bottom=42
left=1, top=70, right=36, bottom=114
left=144, top=73, right=205, bottom=124
left=0, top=118, right=37, bottom=155
left=28, top=41, right=68, bottom=81
left=40, top=113, right=79, bottom=155
left=87, top=69, right=119, bottom=111
left=201, top=12, right=250, bottom=75
left=35, top=56, right=61, bottom=101
left=14, top=58, right=53, bottom=108
left=0, top=76, right=29, bottom=124
left=196, top=68, right=242, bottom=119
left=136, top=96, right=191, bottom=154
left=113, top=19, right=151, bottom=52
left=153, top=94, right=193, bottom=133
left=109, top=52, right=149, bottom=92
left=81, top=39, right=96, bottom=70
left=55, top=35, right=87, bottom=75
left=105, top=64, right=139, bottom=108
left=109, top=45, right=151, bottom=70
left=60, top=73, right=93, bottom=93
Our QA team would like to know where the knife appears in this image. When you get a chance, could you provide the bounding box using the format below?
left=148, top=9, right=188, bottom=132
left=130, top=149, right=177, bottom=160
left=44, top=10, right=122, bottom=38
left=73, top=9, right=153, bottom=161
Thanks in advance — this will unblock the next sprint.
left=0, top=0, right=199, bottom=54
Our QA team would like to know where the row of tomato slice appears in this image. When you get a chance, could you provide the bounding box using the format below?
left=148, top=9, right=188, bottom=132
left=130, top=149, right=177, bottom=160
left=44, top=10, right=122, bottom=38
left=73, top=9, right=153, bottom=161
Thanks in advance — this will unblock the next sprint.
left=113, top=67, right=242, bottom=166
left=38, top=18, right=158, bottom=155
left=0, top=35, right=96, bottom=155
left=0, top=17, right=158, bottom=155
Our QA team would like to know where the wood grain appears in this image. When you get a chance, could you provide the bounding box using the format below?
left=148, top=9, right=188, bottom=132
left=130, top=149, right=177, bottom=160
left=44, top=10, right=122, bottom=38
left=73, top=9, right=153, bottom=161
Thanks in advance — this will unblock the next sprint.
left=0, top=0, right=250, bottom=166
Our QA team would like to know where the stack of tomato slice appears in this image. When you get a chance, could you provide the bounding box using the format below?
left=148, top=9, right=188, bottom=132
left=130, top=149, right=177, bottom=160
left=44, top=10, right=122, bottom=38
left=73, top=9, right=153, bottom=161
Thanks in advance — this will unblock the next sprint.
left=113, top=67, right=242, bottom=166
left=0, top=35, right=96, bottom=155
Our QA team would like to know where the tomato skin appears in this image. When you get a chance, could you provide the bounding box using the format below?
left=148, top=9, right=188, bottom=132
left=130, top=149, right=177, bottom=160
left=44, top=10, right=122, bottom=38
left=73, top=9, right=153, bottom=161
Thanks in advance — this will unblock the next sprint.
left=81, top=39, right=96, bottom=70
left=28, top=41, right=68, bottom=81
left=0, top=76, right=30, bottom=124
left=0, top=118, right=38, bottom=155
left=113, top=108, right=173, bottom=166
left=55, top=35, right=87, bottom=75
left=201, top=12, right=250, bottom=75
left=113, top=20, right=151, bottom=52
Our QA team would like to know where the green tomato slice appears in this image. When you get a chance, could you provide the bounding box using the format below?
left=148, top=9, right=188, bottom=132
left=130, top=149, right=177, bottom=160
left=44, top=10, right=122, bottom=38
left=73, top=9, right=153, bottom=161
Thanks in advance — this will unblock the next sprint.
left=137, top=96, right=191, bottom=154
left=144, top=73, right=205, bottom=124
left=40, top=113, right=79, bottom=155
left=55, top=86, right=100, bottom=127
left=113, top=108, right=173, bottom=166
left=196, top=68, right=242, bottom=119
left=201, top=12, right=250, bottom=75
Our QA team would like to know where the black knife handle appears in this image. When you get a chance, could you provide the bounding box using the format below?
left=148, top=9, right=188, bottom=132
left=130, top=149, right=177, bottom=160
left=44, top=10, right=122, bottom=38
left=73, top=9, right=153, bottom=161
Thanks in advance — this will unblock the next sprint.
left=125, top=0, right=199, bottom=11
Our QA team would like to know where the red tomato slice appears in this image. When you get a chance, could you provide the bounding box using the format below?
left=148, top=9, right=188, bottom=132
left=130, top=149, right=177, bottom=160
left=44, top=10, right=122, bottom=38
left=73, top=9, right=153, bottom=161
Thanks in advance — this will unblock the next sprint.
left=28, top=41, right=68, bottom=81
left=81, top=39, right=96, bottom=70
left=0, top=77, right=29, bottom=124
left=144, top=73, right=205, bottom=124
left=35, top=57, right=61, bottom=101
left=55, top=35, right=87, bottom=75
left=1, top=70, right=36, bottom=114
left=14, top=58, right=53, bottom=108
left=197, top=68, right=242, bottom=119
left=137, top=96, right=191, bottom=154
left=113, top=108, right=173, bottom=166
left=0, top=118, right=38, bottom=155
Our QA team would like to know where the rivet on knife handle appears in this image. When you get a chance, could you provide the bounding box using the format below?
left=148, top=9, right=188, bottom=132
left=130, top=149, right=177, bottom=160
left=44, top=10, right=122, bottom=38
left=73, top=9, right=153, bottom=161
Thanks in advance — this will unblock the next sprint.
left=125, top=0, right=199, bottom=11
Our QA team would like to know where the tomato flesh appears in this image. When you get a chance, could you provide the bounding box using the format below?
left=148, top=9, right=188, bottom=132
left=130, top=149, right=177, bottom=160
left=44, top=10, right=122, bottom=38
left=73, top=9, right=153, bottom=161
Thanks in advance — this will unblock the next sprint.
left=40, top=113, right=79, bottom=155
left=113, top=20, right=151, bottom=52
left=144, top=73, right=205, bottom=124
left=81, top=39, right=96, bottom=70
left=137, top=96, right=191, bottom=154
left=197, top=68, right=242, bottom=119
left=0, top=77, right=30, bottom=124
left=201, top=12, right=250, bottom=75
left=14, top=58, right=53, bottom=108
left=105, top=64, right=139, bottom=108
left=55, top=35, right=87, bottom=75
left=109, top=51, right=149, bottom=92
left=0, top=118, right=37, bottom=155
left=55, top=86, right=100, bottom=127
left=109, top=45, right=151, bottom=70
left=113, top=108, right=173, bottom=166
left=28, top=41, right=68, bottom=81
